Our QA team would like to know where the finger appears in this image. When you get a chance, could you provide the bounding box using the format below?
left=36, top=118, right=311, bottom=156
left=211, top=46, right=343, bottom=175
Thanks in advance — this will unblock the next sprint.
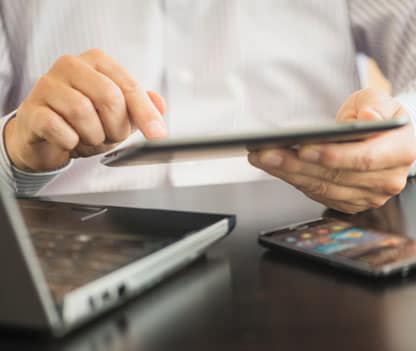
left=34, top=75, right=106, bottom=146
left=147, top=90, right=166, bottom=115
left=71, top=142, right=118, bottom=158
left=252, top=148, right=408, bottom=195
left=248, top=152, right=389, bottom=206
left=336, top=88, right=401, bottom=122
left=274, top=170, right=389, bottom=209
left=49, top=55, right=130, bottom=143
left=29, top=105, right=79, bottom=150
left=297, top=124, right=416, bottom=171
left=79, top=49, right=168, bottom=139
left=306, top=196, right=370, bottom=214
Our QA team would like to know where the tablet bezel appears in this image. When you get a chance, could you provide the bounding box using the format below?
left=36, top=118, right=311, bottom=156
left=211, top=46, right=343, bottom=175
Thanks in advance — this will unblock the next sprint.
left=101, top=117, right=408, bottom=167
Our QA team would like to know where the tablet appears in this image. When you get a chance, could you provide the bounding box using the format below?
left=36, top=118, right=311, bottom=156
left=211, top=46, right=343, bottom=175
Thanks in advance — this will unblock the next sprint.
left=101, top=117, right=408, bottom=167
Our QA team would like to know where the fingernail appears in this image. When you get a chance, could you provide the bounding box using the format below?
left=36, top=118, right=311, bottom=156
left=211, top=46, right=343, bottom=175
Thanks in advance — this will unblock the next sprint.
left=146, top=120, right=168, bottom=139
left=299, top=147, right=320, bottom=162
left=261, top=152, right=283, bottom=167
left=362, top=107, right=384, bottom=120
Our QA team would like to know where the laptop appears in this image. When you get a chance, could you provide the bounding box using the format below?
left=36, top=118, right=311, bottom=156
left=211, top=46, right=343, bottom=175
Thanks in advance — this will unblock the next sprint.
left=0, top=182, right=235, bottom=336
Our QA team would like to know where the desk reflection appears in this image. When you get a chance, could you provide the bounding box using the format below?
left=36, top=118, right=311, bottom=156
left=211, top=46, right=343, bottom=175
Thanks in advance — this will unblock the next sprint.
left=259, top=182, right=416, bottom=351
left=319, top=178, right=416, bottom=238
left=0, top=255, right=231, bottom=351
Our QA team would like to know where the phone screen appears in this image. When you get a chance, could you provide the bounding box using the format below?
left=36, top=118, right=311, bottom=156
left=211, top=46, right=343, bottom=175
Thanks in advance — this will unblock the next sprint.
left=262, top=218, right=416, bottom=274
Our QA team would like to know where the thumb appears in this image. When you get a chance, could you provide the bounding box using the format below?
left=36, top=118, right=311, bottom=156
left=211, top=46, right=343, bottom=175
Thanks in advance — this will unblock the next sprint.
left=356, top=106, right=384, bottom=121
left=336, top=88, right=401, bottom=122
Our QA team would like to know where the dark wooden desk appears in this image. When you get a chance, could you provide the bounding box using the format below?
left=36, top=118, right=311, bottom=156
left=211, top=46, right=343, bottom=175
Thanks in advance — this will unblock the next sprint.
left=3, top=178, right=416, bottom=351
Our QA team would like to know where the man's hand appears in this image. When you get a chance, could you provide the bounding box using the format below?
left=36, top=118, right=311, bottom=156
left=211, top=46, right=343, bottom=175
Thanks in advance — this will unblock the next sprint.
left=4, top=48, right=168, bottom=172
left=248, top=88, right=416, bottom=214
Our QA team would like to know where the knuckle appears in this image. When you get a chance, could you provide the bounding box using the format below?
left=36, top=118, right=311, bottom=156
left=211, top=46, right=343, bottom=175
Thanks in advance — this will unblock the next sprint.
left=83, top=129, right=105, bottom=147
left=308, top=180, right=329, bottom=196
left=355, top=152, right=374, bottom=171
left=278, top=157, right=297, bottom=173
left=97, top=84, right=124, bottom=113
left=343, top=205, right=363, bottom=215
left=70, top=97, right=95, bottom=118
left=368, top=196, right=388, bottom=209
left=38, top=114, right=55, bottom=136
left=120, top=77, right=141, bottom=94
left=90, top=135, right=105, bottom=147
left=384, top=177, right=406, bottom=196
left=110, top=123, right=131, bottom=143
left=70, top=134, right=80, bottom=149
left=319, top=148, right=339, bottom=168
left=43, top=119, right=78, bottom=150
left=54, top=54, right=79, bottom=70
left=65, top=135, right=79, bottom=150
left=326, top=168, right=344, bottom=183
left=83, top=48, right=106, bottom=60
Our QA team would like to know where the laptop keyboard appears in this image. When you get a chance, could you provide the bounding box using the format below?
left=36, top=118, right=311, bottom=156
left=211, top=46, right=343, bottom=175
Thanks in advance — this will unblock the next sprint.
left=30, top=229, right=176, bottom=301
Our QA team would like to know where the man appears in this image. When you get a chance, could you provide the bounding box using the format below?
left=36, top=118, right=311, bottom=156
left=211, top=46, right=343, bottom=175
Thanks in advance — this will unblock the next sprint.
left=0, top=0, right=416, bottom=214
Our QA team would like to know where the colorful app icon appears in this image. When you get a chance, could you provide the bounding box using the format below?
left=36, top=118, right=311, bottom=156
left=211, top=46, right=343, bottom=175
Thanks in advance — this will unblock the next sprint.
left=317, top=228, right=329, bottom=235
left=285, top=237, right=296, bottom=243
left=330, top=229, right=364, bottom=240
left=346, top=231, right=362, bottom=238
left=379, top=237, right=402, bottom=247
left=297, top=239, right=313, bottom=248
left=332, top=225, right=346, bottom=231
left=315, top=242, right=354, bottom=254
left=318, top=237, right=331, bottom=244
left=301, top=233, right=312, bottom=239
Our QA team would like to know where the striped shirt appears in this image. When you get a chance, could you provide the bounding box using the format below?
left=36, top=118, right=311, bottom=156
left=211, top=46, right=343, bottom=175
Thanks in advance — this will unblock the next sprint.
left=0, top=0, right=416, bottom=196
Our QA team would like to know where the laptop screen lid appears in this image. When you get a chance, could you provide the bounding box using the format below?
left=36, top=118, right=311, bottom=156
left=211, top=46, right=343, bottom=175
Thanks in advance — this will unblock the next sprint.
left=0, top=181, right=60, bottom=332
left=0, top=180, right=235, bottom=336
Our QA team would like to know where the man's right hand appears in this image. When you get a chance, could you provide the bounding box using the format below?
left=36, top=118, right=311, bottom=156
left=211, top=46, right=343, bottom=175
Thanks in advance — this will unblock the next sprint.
left=4, top=48, right=168, bottom=172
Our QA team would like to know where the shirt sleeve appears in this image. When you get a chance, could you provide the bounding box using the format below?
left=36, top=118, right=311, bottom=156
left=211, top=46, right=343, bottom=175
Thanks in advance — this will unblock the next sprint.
left=349, top=0, right=416, bottom=175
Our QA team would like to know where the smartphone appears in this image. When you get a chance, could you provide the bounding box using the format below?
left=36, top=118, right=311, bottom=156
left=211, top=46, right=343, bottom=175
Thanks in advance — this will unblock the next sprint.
left=101, top=117, right=408, bottom=167
left=258, top=217, right=416, bottom=277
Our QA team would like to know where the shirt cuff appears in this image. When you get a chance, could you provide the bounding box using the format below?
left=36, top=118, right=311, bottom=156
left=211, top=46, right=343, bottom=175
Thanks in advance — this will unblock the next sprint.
left=0, top=110, right=73, bottom=196
left=395, top=93, right=416, bottom=177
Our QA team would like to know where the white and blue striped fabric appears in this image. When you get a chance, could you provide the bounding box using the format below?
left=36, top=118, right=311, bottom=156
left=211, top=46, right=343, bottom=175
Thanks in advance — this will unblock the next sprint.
left=0, top=0, right=415, bottom=196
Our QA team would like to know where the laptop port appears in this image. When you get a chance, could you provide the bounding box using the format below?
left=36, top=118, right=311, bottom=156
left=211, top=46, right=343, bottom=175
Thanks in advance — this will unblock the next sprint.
left=118, top=284, right=127, bottom=298
left=102, top=291, right=111, bottom=302
left=89, top=297, right=95, bottom=310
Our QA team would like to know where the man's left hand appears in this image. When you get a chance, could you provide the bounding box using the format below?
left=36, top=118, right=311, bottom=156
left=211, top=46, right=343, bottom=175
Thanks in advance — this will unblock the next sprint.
left=248, top=88, right=416, bottom=214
